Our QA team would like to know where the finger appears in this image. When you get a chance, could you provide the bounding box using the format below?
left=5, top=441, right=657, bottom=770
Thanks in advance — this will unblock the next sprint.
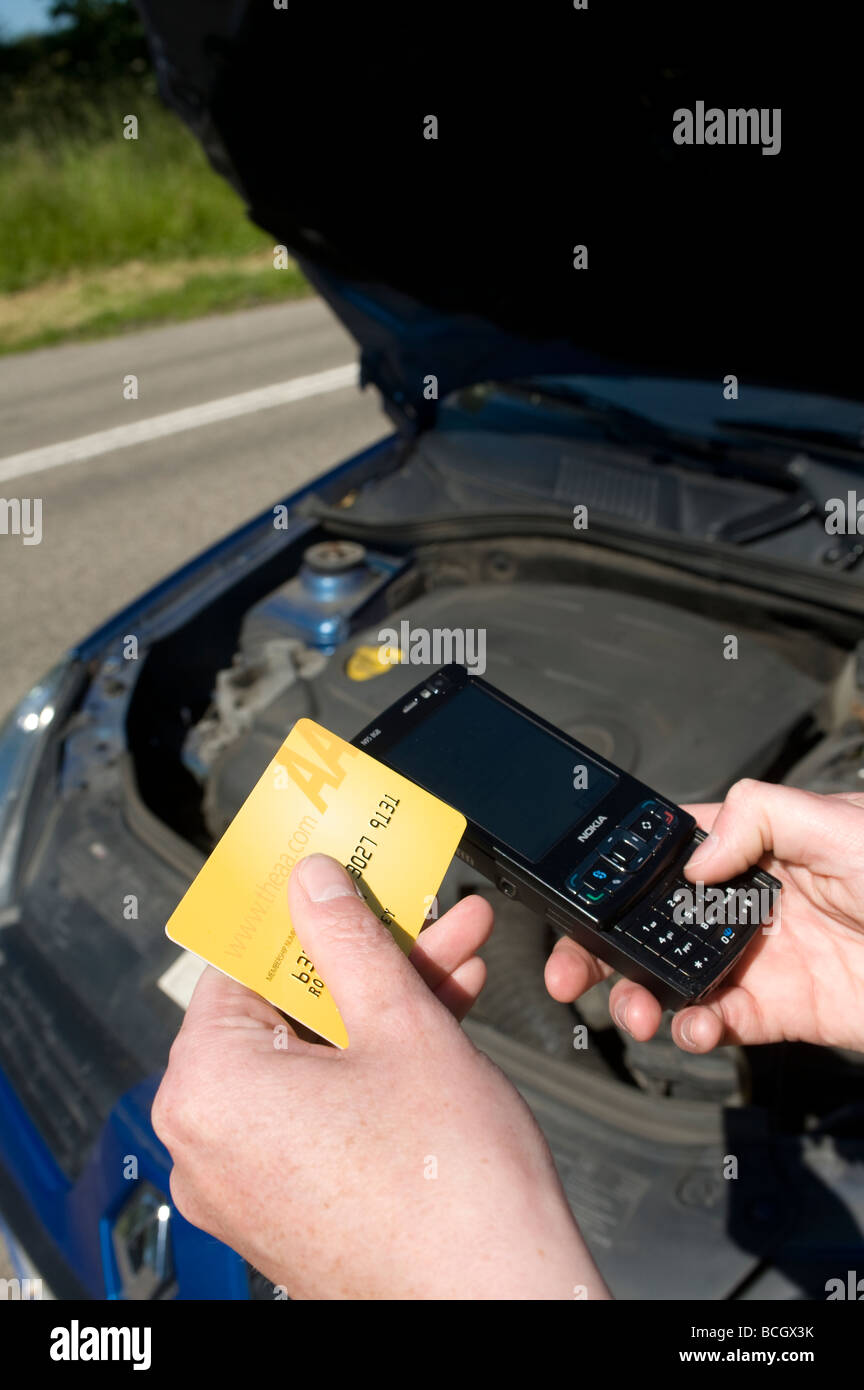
left=181, top=964, right=287, bottom=1033
left=682, top=779, right=862, bottom=883
left=544, top=935, right=613, bottom=1002
left=434, top=955, right=487, bottom=1021
left=287, top=854, right=432, bottom=1045
left=608, top=979, right=663, bottom=1040
left=410, top=894, right=494, bottom=991
left=670, top=1004, right=725, bottom=1053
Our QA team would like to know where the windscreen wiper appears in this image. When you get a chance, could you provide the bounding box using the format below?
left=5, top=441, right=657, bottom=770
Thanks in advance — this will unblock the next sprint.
left=719, top=419, right=864, bottom=466
left=504, top=379, right=796, bottom=487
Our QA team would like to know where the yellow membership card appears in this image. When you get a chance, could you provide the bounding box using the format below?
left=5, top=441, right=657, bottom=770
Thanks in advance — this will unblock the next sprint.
left=165, top=717, right=466, bottom=1048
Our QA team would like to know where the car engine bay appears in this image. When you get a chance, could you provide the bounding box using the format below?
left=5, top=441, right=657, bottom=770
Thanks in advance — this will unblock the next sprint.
left=125, top=520, right=860, bottom=1110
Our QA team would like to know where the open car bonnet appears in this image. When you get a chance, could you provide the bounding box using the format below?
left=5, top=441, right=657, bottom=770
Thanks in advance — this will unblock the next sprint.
left=135, top=2, right=864, bottom=427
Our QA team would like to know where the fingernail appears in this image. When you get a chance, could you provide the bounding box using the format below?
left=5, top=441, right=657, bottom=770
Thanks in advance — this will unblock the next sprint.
left=679, top=1014, right=696, bottom=1048
left=296, top=854, right=359, bottom=902
left=686, top=832, right=718, bottom=871
left=613, top=1000, right=630, bottom=1035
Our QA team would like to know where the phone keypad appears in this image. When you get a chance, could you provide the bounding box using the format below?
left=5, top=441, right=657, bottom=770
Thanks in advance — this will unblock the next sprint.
left=663, top=938, right=720, bottom=978
left=616, top=850, right=780, bottom=997
left=623, top=913, right=681, bottom=954
left=564, top=811, right=781, bottom=1002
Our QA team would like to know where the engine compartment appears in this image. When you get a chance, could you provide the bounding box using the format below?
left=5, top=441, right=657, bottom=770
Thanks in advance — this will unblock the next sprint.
left=123, top=525, right=853, bottom=1105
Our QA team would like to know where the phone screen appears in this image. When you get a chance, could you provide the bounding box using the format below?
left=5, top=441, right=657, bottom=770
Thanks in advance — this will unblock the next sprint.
left=382, top=682, right=618, bottom=861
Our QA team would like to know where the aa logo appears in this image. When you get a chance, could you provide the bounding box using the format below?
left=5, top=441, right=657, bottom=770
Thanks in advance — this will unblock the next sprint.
left=276, top=723, right=358, bottom=814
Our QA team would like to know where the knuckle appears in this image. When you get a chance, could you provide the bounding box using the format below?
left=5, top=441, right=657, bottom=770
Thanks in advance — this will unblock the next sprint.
left=150, top=1075, right=183, bottom=1152
left=151, top=1068, right=201, bottom=1154
left=726, top=777, right=760, bottom=807
left=167, top=1166, right=207, bottom=1232
left=164, top=1027, right=195, bottom=1079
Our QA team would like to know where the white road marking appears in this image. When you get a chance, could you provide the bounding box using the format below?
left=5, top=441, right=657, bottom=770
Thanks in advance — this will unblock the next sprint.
left=0, top=361, right=358, bottom=485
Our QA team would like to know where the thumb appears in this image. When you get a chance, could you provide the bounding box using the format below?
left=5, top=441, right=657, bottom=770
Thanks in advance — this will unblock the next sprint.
left=684, top=779, right=861, bottom=883
left=287, top=854, right=430, bottom=1045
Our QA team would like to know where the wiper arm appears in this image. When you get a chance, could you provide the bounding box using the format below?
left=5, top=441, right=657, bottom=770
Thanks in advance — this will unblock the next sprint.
left=505, top=378, right=709, bottom=460
left=713, top=492, right=816, bottom=544
left=504, top=379, right=795, bottom=488
left=719, top=419, right=864, bottom=466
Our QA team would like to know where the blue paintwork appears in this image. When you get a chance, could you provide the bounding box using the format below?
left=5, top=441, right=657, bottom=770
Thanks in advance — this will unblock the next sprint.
left=0, top=1065, right=249, bottom=1297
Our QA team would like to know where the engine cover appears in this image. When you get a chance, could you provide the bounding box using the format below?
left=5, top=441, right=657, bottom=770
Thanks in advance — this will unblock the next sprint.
left=201, top=580, right=825, bottom=836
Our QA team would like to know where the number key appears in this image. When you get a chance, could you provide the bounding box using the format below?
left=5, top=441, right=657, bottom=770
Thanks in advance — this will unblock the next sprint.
left=625, top=915, right=686, bottom=956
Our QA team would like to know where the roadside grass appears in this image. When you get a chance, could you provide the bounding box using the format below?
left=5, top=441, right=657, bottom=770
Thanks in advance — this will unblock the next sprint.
left=0, top=97, right=312, bottom=352
left=0, top=254, right=310, bottom=354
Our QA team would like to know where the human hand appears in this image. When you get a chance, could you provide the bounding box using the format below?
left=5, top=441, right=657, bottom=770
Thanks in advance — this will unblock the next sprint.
left=153, top=853, right=607, bottom=1300
left=544, top=781, right=864, bottom=1055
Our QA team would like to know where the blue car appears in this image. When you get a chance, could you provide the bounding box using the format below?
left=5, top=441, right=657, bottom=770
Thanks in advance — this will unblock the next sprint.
left=1, top=8, right=863, bottom=1299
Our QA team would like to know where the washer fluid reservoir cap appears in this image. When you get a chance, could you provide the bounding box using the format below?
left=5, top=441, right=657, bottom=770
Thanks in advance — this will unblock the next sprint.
left=300, top=541, right=369, bottom=598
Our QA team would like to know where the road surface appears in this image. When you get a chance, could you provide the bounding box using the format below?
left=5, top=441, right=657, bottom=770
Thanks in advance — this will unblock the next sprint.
left=0, top=297, right=383, bottom=716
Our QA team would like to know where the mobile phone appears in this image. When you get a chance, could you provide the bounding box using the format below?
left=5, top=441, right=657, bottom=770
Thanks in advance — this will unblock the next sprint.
left=352, top=664, right=780, bottom=1010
